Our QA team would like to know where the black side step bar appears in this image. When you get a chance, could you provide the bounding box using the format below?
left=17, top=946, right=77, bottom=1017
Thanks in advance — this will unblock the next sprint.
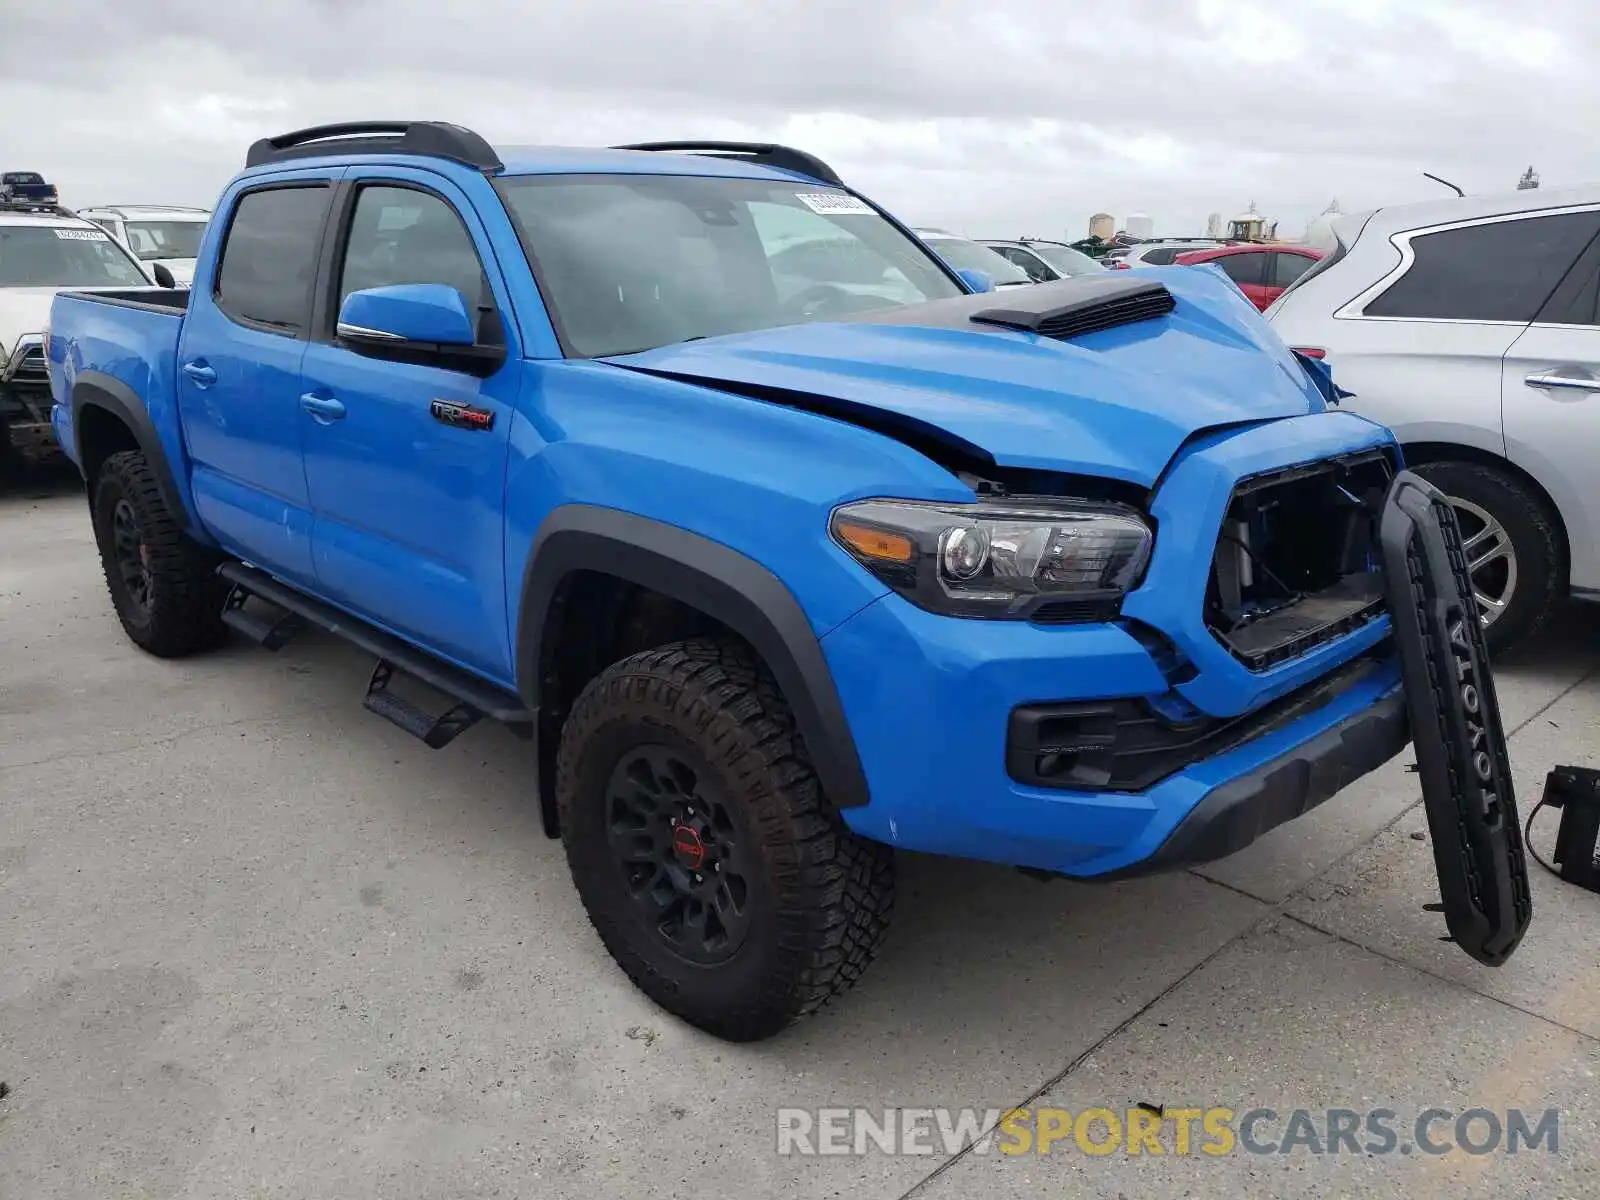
left=218, top=561, right=534, bottom=747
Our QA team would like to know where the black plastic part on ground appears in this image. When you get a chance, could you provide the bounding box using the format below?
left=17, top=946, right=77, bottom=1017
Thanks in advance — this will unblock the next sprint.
left=1380, top=470, right=1532, bottom=967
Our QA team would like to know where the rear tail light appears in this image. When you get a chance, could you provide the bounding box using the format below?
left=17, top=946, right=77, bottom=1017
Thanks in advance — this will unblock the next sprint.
left=1292, top=347, right=1326, bottom=359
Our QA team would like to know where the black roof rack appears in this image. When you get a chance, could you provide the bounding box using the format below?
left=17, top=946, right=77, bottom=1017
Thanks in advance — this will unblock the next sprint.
left=0, top=198, right=80, bottom=218
left=612, top=141, right=843, bottom=188
left=245, top=121, right=504, bottom=173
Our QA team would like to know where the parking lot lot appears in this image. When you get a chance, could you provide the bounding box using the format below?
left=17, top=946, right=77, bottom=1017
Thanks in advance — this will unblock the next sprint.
left=2, top=472, right=1597, bottom=1199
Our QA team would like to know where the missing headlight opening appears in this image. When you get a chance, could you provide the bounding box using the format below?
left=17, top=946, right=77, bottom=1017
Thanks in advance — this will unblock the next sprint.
left=1206, top=450, right=1395, bottom=670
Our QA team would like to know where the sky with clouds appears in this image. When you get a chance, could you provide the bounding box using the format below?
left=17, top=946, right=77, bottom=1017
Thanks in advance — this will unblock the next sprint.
left=2, top=0, right=1593, bottom=241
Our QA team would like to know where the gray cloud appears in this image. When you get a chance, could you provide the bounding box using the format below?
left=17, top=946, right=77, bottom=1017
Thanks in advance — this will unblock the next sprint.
left=3, top=0, right=1594, bottom=239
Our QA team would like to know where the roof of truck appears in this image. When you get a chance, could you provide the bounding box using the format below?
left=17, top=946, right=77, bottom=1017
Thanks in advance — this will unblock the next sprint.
left=239, top=124, right=849, bottom=188
left=239, top=144, right=835, bottom=185
left=504, top=146, right=831, bottom=181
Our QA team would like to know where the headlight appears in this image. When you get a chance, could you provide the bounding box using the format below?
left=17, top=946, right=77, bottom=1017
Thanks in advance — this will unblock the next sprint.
left=830, top=497, right=1153, bottom=620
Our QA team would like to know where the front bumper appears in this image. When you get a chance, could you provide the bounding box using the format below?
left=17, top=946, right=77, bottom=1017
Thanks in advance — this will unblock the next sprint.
left=1095, top=683, right=1408, bottom=878
left=3, top=417, right=61, bottom=462
left=4, top=333, right=61, bottom=462
left=823, top=409, right=1409, bottom=877
left=824, top=593, right=1405, bottom=876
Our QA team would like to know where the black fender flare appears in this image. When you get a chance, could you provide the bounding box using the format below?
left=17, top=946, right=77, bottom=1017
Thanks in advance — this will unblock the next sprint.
left=517, top=504, right=871, bottom=811
left=71, top=371, right=187, bottom=521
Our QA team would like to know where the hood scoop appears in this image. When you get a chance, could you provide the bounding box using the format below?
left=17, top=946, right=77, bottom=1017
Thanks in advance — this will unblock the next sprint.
left=968, top=275, right=1175, bottom=341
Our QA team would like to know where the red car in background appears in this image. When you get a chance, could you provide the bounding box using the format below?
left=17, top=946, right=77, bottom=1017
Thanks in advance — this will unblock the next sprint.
left=1174, top=243, right=1324, bottom=311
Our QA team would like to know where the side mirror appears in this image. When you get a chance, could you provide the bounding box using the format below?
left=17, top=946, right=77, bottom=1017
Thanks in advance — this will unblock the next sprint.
left=335, top=283, right=505, bottom=376
left=151, top=262, right=176, bottom=289
left=337, top=283, right=475, bottom=346
left=955, top=268, right=995, bottom=294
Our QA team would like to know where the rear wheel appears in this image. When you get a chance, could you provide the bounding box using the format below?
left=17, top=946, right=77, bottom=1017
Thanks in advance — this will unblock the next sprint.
left=92, top=450, right=227, bottom=657
left=1410, top=459, right=1564, bottom=653
left=556, top=638, right=895, bottom=1042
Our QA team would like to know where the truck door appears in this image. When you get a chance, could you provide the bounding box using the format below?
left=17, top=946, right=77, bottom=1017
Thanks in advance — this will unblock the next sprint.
left=296, top=170, right=518, bottom=681
left=176, top=172, right=340, bottom=585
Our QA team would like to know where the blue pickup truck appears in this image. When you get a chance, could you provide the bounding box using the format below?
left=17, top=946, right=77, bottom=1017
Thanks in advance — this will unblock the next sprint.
left=47, top=122, right=1529, bottom=1040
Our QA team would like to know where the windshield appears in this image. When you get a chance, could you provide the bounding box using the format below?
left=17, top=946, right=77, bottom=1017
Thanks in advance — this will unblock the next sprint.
left=920, top=235, right=1032, bottom=285
left=1028, top=243, right=1103, bottom=276
left=124, top=220, right=206, bottom=261
left=0, top=225, right=148, bottom=287
left=496, top=174, right=962, bottom=357
left=3, top=173, right=44, bottom=186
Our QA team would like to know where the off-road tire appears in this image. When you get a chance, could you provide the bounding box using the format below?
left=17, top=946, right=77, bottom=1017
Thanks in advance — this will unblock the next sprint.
left=557, top=638, right=895, bottom=1042
left=1411, top=460, right=1564, bottom=654
left=92, top=450, right=227, bottom=657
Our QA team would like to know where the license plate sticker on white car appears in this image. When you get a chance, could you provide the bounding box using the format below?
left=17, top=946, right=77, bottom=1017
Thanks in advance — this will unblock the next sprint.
left=795, top=191, right=874, bottom=216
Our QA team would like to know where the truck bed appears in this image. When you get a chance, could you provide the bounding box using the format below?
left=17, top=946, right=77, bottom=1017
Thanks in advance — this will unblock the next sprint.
left=49, top=287, right=189, bottom=478
left=57, top=286, right=191, bottom=314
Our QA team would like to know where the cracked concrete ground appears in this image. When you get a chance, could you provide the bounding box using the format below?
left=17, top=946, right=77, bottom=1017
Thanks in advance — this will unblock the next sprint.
left=3, top=473, right=1597, bottom=1199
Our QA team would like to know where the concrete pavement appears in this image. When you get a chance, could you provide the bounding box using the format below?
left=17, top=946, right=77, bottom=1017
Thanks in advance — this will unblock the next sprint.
left=3, top=475, right=1597, bottom=1199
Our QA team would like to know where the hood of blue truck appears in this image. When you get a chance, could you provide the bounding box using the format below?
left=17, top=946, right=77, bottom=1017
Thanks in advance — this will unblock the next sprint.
left=609, top=267, right=1326, bottom=487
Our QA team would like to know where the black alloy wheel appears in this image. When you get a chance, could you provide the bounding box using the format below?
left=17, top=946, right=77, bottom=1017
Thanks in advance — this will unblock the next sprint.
left=605, top=743, right=755, bottom=965
left=110, top=497, right=153, bottom=615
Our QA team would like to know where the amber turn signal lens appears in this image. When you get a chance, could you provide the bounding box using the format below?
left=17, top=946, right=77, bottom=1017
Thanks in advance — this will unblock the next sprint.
left=834, top=520, right=914, bottom=563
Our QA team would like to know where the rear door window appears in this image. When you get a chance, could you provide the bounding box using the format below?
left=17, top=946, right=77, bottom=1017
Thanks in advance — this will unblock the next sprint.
left=1214, top=252, right=1268, bottom=286
left=1272, top=252, right=1316, bottom=288
left=214, top=185, right=332, bottom=335
left=1365, top=209, right=1600, bottom=322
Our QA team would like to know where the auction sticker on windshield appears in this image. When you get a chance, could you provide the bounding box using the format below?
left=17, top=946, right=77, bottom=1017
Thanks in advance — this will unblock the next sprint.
left=796, top=192, right=874, bottom=216
left=53, top=229, right=108, bottom=241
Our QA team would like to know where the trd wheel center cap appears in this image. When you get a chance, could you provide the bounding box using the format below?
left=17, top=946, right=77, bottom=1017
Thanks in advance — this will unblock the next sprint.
left=670, top=823, right=707, bottom=871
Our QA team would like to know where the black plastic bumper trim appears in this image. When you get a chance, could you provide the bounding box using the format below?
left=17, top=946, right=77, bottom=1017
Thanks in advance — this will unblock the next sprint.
left=1096, top=684, right=1409, bottom=879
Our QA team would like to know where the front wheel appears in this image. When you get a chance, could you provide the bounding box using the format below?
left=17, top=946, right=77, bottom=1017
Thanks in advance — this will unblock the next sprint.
left=1410, top=460, right=1564, bottom=654
left=556, top=639, right=895, bottom=1042
left=92, top=450, right=227, bottom=657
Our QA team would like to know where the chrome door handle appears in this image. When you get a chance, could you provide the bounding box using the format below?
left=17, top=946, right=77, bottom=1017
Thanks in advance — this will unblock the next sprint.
left=181, top=360, right=216, bottom=387
left=299, top=392, right=347, bottom=421
left=1524, top=372, right=1600, bottom=393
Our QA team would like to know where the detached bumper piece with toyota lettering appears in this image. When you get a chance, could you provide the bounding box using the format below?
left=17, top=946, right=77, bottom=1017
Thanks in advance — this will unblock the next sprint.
left=46, top=121, right=1530, bottom=1044
left=1381, top=472, right=1531, bottom=965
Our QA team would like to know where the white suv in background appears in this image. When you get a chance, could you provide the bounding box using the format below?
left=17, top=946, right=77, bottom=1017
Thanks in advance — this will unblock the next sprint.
left=78, top=205, right=210, bottom=285
left=1268, top=184, right=1600, bottom=650
left=1, top=207, right=154, bottom=469
left=1103, top=240, right=1222, bottom=268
